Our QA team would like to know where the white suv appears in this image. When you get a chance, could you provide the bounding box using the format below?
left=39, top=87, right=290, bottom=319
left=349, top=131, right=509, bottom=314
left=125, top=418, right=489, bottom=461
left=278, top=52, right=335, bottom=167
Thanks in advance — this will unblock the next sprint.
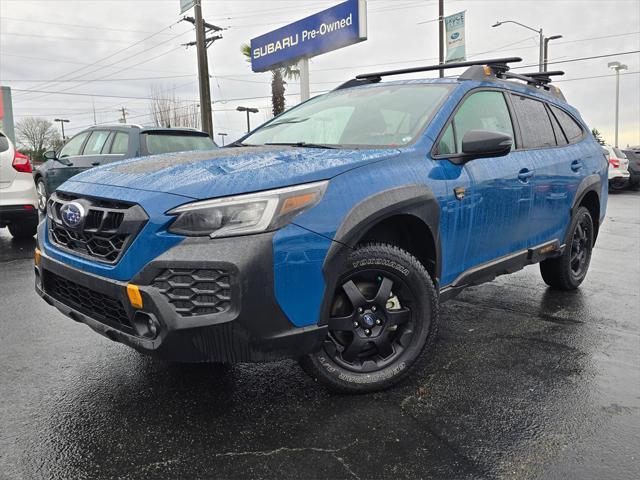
left=603, top=144, right=630, bottom=191
left=0, top=130, right=38, bottom=239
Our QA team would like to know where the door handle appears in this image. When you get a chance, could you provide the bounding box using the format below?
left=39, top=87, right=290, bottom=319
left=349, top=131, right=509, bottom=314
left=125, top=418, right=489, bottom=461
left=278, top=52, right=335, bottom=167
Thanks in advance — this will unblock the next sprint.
left=571, top=159, right=583, bottom=172
left=518, top=168, right=534, bottom=182
left=91, top=162, right=101, bottom=166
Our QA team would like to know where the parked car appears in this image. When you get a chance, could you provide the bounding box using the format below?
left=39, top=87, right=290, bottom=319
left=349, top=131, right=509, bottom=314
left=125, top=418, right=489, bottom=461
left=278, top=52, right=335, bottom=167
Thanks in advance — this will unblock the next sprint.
left=33, top=125, right=217, bottom=212
left=0, top=130, right=38, bottom=239
left=621, top=147, right=640, bottom=187
left=603, top=144, right=630, bottom=191
left=35, top=58, right=608, bottom=393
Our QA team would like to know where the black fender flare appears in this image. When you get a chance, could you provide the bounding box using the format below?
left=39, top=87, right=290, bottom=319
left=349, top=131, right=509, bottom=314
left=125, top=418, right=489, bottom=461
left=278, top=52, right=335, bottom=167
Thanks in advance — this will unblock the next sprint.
left=571, top=174, right=602, bottom=242
left=318, top=185, right=441, bottom=326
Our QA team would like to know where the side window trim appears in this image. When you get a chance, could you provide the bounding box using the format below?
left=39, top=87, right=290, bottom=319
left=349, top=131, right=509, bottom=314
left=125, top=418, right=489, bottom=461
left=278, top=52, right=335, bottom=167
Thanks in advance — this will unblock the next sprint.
left=502, top=91, right=522, bottom=150
left=549, top=104, right=586, bottom=144
left=101, top=131, right=116, bottom=154
left=545, top=104, right=568, bottom=146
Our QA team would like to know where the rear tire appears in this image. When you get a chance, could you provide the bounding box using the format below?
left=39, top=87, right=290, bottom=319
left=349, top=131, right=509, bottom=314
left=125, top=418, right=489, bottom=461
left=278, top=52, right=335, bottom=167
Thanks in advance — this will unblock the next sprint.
left=300, top=243, right=439, bottom=393
left=8, top=220, right=37, bottom=240
left=540, top=206, right=594, bottom=290
left=609, top=178, right=628, bottom=192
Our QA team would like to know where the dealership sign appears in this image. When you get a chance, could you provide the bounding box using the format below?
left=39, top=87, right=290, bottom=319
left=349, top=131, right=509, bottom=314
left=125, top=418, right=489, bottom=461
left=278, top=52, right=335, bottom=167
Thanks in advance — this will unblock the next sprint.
left=250, top=0, right=368, bottom=72
left=179, top=0, right=195, bottom=14
left=445, top=11, right=466, bottom=63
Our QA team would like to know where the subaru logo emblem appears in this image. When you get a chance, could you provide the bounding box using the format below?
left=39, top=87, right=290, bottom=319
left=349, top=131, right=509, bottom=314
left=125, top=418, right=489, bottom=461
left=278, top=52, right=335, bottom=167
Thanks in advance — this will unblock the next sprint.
left=362, top=313, right=376, bottom=328
left=451, top=32, right=460, bottom=40
left=60, top=202, right=85, bottom=229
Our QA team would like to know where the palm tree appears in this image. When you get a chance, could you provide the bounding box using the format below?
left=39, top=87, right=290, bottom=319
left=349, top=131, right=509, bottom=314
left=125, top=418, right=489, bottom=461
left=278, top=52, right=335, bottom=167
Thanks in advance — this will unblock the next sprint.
left=241, top=44, right=300, bottom=117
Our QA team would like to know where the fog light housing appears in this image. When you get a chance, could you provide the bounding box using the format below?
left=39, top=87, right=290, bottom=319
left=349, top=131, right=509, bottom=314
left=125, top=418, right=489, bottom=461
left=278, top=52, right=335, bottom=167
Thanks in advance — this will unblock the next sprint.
left=127, top=283, right=143, bottom=309
left=131, top=311, right=160, bottom=339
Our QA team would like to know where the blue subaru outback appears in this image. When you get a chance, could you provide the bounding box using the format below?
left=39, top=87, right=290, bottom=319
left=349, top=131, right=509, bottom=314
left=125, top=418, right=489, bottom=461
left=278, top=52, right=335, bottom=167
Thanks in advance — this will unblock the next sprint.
left=35, top=58, right=608, bottom=392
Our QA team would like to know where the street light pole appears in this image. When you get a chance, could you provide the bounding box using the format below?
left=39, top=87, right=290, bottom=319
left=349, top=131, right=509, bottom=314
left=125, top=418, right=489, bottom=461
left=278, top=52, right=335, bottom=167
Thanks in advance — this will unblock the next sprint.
left=608, top=61, right=628, bottom=148
left=54, top=118, right=70, bottom=140
left=236, top=106, right=259, bottom=133
left=217, top=132, right=227, bottom=146
left=493, top=20, right=555, bottom=72
left=438, top=0, right=444, bottom=78
left=543, top=35, right=563, bottom=72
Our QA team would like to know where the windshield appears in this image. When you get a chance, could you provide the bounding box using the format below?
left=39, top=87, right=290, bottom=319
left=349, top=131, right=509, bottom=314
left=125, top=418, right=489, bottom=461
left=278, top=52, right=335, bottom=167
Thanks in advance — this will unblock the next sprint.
left=243, top=84, right=451, bottom=148
left=143, top=132, right=216, bottom=155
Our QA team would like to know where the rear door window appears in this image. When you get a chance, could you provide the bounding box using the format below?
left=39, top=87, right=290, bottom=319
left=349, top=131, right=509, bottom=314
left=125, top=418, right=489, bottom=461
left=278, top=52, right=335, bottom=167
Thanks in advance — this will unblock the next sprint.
left=550, top=106, right=584, bottom=143
left=511, top=95, right=556, bottom=149
left=59, top=132, right=90, bottom=158
left=82, top=130, right=110, bottom=155
left=109, top=132, right=130, bottom=154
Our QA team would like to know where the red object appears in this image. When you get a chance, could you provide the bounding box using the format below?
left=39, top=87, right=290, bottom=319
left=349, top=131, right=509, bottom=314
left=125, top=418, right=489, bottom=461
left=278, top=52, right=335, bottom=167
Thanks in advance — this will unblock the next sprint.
left=23, top=205, right=35, bottom=210
left=12, top=151, right=32, bottom=173
left=609, top=158, right=620, bottom=168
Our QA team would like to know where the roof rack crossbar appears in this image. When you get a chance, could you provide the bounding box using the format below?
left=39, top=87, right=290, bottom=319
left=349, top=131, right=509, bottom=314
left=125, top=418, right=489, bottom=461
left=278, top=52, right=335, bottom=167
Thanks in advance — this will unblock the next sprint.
left=354, top=57, right=522, bottom=81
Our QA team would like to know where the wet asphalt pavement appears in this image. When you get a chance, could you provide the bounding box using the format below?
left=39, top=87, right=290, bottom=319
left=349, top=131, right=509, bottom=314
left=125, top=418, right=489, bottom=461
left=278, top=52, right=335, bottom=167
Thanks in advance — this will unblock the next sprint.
left=1, top=191, right=638, bottom=480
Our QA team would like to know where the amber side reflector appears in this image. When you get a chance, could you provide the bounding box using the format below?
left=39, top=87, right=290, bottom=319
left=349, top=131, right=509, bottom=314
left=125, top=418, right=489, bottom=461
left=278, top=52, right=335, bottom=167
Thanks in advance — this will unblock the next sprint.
left=483, top=65, right=492, bottom=76
left=280, top=193, right=316, bottom=215
left=34, top=248, right=41, bottom=266
left=127, top=284, right=144, bottom=309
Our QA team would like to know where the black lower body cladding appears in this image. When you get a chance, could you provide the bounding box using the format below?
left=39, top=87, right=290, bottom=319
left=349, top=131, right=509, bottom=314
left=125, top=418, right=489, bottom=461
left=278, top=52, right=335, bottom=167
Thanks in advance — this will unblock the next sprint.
left=36, top=232, right=327, bottom=363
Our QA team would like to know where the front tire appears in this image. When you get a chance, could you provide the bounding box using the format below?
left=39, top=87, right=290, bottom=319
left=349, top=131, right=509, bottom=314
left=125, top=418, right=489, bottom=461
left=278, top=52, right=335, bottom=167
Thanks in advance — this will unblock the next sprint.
left=540, top=206, right=594, bottom=290
left=300, top=243, right=438, bottom=393
left=609, top=178, right=628, bottom=192
left=8, top=220, right=37, bottom=240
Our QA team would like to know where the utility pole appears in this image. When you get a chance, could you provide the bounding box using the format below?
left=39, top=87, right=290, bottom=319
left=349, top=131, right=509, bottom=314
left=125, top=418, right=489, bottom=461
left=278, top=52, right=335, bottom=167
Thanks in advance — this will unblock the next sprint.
left=182, top=2, right=223, bottom=138
left=438, top=0, right=444, bottom=78
left=92, top=99, right=97, bottom=125
left=119, top=107, right=128, bottom=124
left=608, top=61, right=628, bottom=148
left=54, top=118, right=69, bottom=140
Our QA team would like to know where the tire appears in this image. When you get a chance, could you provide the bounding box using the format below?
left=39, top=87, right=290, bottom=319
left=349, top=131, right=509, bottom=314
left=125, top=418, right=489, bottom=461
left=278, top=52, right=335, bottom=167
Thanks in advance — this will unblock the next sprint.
left=36, top=179, right=48, bottom=213
left=609, top=178, right=628, bottom=192
left=299, top=243, right=439, bottom=393
left=8, top=220, right=37, bottom=240
left=540, top=206, right=594, bottom=291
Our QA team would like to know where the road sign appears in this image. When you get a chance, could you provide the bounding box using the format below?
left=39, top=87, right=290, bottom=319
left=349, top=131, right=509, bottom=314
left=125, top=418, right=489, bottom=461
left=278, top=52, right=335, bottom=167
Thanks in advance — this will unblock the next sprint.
left=250, top=0, right=367, bottom=73
left=180, top=0, right=195, bottom=15
left=445, top=11, right=466, bottom=63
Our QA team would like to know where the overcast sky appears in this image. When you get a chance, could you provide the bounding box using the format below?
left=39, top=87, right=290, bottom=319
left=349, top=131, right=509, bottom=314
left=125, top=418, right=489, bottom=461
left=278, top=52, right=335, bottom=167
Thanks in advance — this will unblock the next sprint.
left=1, top=0, right=638, bottom=146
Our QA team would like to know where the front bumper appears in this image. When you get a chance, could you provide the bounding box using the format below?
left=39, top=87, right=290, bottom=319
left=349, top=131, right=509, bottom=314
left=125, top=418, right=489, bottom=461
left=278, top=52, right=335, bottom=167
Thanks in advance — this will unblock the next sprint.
left=36, top=231, right=328, bottom=363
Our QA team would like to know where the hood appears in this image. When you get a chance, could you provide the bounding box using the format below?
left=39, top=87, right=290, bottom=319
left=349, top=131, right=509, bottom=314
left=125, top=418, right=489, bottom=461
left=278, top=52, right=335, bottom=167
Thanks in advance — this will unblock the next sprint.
left=68, top=146, right=401, bottom=200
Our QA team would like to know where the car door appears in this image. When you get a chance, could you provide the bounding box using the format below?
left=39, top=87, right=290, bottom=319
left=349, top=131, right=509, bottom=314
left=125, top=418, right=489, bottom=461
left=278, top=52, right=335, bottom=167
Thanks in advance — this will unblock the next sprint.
left=101, top=130, right=131, bottom=164
left=47, top=130, right=91, bottom=193
left=434, top=89, right=533, bottom=275
left=72, top=129, right=112, bottom=170
left=509, top=95, right=585, bottom=246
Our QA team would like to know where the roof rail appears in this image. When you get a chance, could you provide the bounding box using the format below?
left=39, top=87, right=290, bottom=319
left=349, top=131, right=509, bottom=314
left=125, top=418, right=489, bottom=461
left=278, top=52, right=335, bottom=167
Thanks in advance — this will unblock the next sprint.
left=334, top=57, right=522, bottom=90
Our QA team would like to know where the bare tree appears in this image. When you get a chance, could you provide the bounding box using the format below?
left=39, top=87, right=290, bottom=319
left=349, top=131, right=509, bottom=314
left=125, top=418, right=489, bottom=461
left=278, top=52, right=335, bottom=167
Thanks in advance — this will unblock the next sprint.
left=15, top=117, right=60, bottom=160
left=149, top=86, right=200, bottom=129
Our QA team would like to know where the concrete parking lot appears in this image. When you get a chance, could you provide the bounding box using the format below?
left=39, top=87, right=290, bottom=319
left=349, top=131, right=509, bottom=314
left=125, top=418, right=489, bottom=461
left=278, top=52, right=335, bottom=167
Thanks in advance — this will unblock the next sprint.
left=0, top=191, right=638, bottom=480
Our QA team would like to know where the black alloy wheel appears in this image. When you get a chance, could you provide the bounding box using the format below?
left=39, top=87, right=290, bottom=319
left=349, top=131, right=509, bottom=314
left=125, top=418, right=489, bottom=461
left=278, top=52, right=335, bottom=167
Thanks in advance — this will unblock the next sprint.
left=300, top=243, right=438, bottom=393
left=325, top=271, right=414, bottom=373
left=569, top=214, right=592, bottom=279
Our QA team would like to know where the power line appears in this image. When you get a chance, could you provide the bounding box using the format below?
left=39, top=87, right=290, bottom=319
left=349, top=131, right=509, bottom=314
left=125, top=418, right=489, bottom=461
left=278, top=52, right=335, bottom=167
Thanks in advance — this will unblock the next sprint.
left=0, top=16, right=178, bottom=34
left=2, top=74, right=196, bottom=83
left=14, top=20, right=183, bottom=99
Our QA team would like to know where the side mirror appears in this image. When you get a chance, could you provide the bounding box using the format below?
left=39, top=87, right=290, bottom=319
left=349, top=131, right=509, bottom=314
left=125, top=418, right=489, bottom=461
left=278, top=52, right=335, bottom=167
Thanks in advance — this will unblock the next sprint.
left=43, top=150, right=58, bottom=161
left=461, top=130, right=513, bottom=161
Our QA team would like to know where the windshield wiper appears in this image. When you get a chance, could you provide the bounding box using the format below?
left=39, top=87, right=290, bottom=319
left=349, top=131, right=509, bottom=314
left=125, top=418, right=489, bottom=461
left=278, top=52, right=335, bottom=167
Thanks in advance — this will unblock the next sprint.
left=264, top=142, right=338, bottom=149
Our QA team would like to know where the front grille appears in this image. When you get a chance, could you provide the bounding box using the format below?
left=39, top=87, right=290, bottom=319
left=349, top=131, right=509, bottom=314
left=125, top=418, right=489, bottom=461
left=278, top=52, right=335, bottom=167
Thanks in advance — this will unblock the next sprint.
left=44, top=271, right=133, bottom=330
left=152, top=268, right=232, bottom=317
left=47, top=192, right=147, bottom=264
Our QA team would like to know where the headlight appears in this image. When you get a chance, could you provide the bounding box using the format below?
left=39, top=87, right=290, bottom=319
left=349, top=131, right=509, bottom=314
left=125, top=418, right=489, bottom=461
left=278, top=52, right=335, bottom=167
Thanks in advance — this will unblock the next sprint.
left=167, top=181, right=328, bottom=238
